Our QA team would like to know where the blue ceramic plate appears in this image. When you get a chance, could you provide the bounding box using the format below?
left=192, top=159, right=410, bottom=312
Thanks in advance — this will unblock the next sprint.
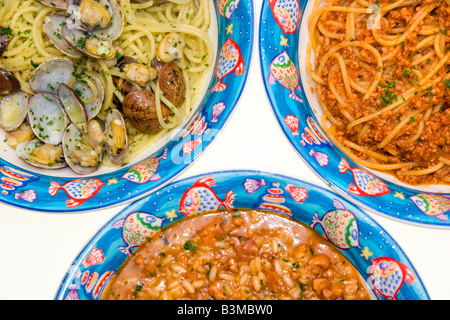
left=55, top=170, right=429, bottom=300
left=0, top=0, right=254, bottom=212
left=259, top=0, right=450, bottom=228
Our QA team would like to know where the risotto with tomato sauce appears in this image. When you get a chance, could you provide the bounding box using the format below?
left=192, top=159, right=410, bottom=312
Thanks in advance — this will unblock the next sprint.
left=102, top=209, right=371, bottom=300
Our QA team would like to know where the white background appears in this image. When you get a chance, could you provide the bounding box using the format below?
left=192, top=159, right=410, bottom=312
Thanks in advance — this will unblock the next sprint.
left=0, top=1, right=449, bottom=300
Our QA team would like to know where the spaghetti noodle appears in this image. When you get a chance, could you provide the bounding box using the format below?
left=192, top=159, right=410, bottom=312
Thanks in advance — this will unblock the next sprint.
left=0, top=0, right=213, bottom=170
left=307, top=0, right=450, bottom=185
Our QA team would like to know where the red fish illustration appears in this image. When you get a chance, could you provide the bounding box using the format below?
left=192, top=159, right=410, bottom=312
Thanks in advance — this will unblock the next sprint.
left=179, top=175, right=235, bottom=216
left=369, top=256, right=417, bottom=300
left=210, top=37, right=245, bottom=93
left=338, top=158, right=390, bottom=197
left=49, top=178, right=105, bottom=208
left=269, top=0, right=301, bottom=34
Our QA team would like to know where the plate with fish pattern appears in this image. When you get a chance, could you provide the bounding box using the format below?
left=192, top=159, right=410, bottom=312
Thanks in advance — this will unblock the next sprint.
left=259, top=0, right=450, bottom=228
left=55, top=170, right=429, bottom=300
left=0, top=0, right=254, bottom=212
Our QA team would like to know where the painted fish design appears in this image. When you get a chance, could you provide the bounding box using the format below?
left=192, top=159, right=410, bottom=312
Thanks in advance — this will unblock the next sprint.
left=49, top=178, right=104, bottom=208
left=217, top=0, right=241, bottom=19
left=269, top=0, right=301, bottom=34
left=409, top=193, right=450, bottom=221
left=338, top=157, right=390, bottom=197
left=369, top=256, right=417, bottom=300
left=210, top=37, right=245, bottom=93
left=179, top=175, right=235, bottom=216
left=121, top=148, right=168, bottom=184
left=310, top=199, right=360, bottom=249
left=268, top=50, right=303, bottom=102
left=113, top=211, right=165, bottom=255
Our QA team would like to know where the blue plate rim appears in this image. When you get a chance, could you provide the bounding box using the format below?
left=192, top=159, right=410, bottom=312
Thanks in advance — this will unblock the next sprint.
left=258, top=0, right=450, bottom=229
left=0, top=0, right=255, bottom=213
left=54, top=169, right=430, bottom=300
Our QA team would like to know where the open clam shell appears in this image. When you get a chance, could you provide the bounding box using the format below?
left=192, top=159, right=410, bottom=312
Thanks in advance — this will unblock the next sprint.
left=62, top=123, right=103, bottom=175
left=58, top=83, right=88, bottom=133
left=61, top=25, right=115, bottom=59
left=0, top=90, right=29, bottom=132
left=16, top=139, right=67, bottom=170
left=67, top=0, right=113, bottom=31
left=90, top=0, right=124, bottom=41
left=43, top=15, right=83, bottom=58
left=29, top=58, right=75, bottom=94
left=72, top=75, right=104, bottom=120
left=27, top=93, right=69, bottom=145
left=104, top=109, right=128, bottom=164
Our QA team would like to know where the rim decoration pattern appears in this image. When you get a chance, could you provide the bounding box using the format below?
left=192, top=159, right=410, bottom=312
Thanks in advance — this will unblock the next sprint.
left=55, top=170, right=429, bottom=300
left=259, top=0, right=450, bottom=228
left=0, top=0, right=254, bottom=212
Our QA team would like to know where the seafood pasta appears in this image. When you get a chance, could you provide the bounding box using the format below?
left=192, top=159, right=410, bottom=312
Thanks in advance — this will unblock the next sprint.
left=0, top=0, right=213, bottom=174
left=306, top=0, right=450, bottom=185
left=102, top=209, right=372, bottom=300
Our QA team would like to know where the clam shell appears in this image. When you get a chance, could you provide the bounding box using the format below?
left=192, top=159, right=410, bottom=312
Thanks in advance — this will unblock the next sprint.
left=43, top=15, right=83, bottom=58
left=72, top=75, right=104, bottom=120
left=62, top=123, right=102, bottom=175
left=29, top=58, right=75, bottom=94
left=58, top=83, right=88, bottom=133
left=0, top=90, right=29, bottom=131
left=67, top=0, right=113, bottom=31
left=91, top=0, right=124, bottom=41
left=27, top=93, right=69, bottom=145
left=104, top=109, right=128, bottom=164
left=16, top=139, right=67, bottom=170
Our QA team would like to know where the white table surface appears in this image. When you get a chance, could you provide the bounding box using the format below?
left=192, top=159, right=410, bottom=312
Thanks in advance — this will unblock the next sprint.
left=1, top=1, right=449, bottom=300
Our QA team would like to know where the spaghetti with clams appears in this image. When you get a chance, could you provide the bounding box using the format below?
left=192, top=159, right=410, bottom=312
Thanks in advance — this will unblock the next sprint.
left=0, top=0, right=213, bottom=174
